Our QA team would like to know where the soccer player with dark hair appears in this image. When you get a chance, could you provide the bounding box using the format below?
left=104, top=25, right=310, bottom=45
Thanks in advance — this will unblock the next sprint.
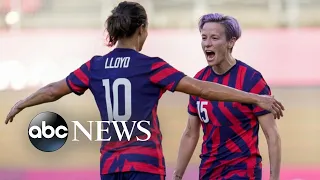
left=174, top=13, right=282, bottom=180
left=5, top=2, right=284, bottom=180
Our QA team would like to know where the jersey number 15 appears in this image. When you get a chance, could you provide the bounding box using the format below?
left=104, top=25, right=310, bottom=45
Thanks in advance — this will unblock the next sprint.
left=196, top=101, right=209, bottom=123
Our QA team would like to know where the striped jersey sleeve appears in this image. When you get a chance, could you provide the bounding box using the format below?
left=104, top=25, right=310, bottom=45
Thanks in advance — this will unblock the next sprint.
left=187, top=68, right=207, bottom=116
left=188, top=95, right=198, bottom=116
left=149, top=57, right=186, bottom=92
left=188, top=73, right=200, bottom=116
left=249, top=72, right=272, bottom=116
left=66, top=60, right=91, bottom=95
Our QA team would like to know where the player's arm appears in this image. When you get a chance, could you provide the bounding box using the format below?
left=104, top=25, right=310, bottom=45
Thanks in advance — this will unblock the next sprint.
left=17, top=79, right=70, bottom=108
left=248, top=73, right=281, bottom=180
left=175, top=76, right=284, bottom=119
left=173, top=114, right=201, bottom=180
left=5, top=79, right=71, bottom=124
left=5, top=60, right=91, bottom=124
left=258, top=114, right=281, bottom=180
left=149, top=58, right=283, bottom=118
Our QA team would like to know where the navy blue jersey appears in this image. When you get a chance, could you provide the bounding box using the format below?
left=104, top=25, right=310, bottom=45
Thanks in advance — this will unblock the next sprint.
left=188, top=60, right=271, bottom=179
left=66, top=48, right=186, bottom=175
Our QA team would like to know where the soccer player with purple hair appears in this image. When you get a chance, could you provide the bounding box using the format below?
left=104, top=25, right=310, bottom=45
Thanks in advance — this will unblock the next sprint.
left=174, top=13, right=282, bottom=180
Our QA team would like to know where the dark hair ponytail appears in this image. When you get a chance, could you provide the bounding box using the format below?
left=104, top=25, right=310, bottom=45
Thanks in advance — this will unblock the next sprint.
left=105, top=1, right=147, bottom=47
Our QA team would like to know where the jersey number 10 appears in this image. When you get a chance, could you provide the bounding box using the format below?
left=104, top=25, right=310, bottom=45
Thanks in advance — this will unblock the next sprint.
left=102, top=78, right=132, bottom=121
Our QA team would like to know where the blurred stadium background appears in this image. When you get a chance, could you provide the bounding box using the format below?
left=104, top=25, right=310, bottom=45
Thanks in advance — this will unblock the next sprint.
left=0, top=0, right=319, bottom=179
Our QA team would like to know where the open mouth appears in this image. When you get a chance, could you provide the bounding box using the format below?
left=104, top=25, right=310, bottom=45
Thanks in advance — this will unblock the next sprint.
left=205, top=50, right=215, bottom=60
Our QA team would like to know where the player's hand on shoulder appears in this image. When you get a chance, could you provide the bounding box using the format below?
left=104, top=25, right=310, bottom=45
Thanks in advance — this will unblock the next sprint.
left=5, top=100, right=24, bottom=124
left=256, top=95, right=285, bottom=119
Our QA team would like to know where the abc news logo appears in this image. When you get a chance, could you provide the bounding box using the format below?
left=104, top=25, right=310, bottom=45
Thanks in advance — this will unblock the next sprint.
left=28, top=112, right=151, bottom=152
